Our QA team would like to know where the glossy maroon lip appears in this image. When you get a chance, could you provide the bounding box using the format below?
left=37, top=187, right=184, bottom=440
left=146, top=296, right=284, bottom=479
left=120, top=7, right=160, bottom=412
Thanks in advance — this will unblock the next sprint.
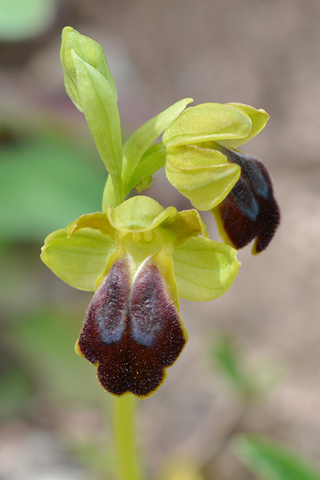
left=77, top=256, right=186, bottom=397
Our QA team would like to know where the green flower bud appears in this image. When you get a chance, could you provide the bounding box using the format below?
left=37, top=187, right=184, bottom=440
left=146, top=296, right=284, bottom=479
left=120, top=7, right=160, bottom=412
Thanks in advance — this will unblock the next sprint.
left=60, top=27, right=123, bottom=205
left=60, top=26, right=117, bottom=111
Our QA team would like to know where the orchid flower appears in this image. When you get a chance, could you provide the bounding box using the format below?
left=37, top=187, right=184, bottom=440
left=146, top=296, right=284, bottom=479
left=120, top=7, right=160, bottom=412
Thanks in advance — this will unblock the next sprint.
left=40, top=27, right=279, bottom=398
left=41, top=196, right=239, bottom=397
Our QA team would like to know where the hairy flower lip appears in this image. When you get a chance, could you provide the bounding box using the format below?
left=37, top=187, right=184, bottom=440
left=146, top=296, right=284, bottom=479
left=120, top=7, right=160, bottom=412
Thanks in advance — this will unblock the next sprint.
left=76, top=254, right=187, bottom=398
left=212, top=148, right=281, bottom=254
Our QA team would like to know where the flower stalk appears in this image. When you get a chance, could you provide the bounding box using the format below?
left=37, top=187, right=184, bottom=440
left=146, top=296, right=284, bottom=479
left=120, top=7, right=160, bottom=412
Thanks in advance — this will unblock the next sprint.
left=113, top=395, right=144, bottom=480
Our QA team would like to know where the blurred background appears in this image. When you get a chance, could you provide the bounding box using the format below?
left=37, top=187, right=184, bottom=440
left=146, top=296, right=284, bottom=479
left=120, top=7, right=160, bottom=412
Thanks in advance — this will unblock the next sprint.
left=1, top=0, right=320, bottom=479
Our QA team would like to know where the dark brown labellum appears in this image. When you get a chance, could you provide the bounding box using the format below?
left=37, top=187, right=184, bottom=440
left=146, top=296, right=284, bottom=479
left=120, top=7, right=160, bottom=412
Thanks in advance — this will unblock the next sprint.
left=77, top=256, right=186, bottom=397
left=214, top=148, right=280, bottom=253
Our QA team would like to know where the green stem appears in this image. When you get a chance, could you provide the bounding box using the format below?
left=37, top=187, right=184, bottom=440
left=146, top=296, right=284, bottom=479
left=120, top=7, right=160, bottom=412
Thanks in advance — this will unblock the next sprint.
left=110, top=173, right=124, bottom=207
left=113, top=395, right=144, bottom=480
left=102, top=175, right=122, bottom=211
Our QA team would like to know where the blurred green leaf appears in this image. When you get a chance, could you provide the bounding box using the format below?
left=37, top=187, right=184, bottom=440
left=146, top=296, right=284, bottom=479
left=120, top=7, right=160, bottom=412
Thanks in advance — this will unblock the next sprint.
left=0, top=0, right=57, bottom=41
left=211, top=334, right=282, bottom=401
left=7, top=309, right=107, bottom=406
left=0, top=135, right=106, bottom=242
left=232, top=434, right=320, bottom=480
left=0, top=362, right=34, bottom=417
left=211, top=334, right=256, bottom=399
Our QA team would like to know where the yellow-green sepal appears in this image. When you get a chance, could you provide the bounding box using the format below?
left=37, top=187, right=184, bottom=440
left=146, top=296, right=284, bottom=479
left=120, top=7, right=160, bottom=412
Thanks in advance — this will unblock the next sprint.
left=219, top=103, right=269, bottom=148
left=41, top=227, right=116, bottom=291
left=161, top=209, right=208, bottom=246
left=166, top=145, right=240, bottom=210
left=172, top=236, right=240, bottom=301
left=107, top=196, right=176, bottom=233
left=67, top=212, right=116, bottom=239
left=162, top=103, right=252, bottom=149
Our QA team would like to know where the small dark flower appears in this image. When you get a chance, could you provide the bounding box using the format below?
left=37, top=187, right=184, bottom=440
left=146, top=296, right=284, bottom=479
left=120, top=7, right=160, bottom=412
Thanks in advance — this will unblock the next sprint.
left=212, top=148, right=280, bottom=254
